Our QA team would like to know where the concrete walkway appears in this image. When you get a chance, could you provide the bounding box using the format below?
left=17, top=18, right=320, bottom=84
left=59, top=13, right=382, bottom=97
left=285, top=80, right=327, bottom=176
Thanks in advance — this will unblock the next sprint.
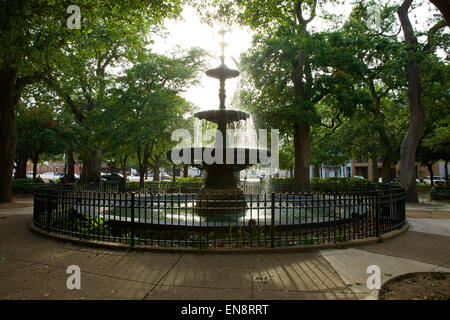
left=407, top=218, right=450, bottom=236
left=0, top=205, right=449, bottom=300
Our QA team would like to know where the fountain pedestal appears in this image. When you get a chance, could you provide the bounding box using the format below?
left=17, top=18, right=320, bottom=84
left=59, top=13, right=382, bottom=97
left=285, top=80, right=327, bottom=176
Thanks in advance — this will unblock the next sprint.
left=195, top=187, right=246, bottom=215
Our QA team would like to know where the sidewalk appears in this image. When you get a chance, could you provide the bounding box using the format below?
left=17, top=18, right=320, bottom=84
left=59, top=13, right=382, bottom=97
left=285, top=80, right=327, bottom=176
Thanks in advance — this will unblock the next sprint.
left=0, top=203, right=448, bottom=300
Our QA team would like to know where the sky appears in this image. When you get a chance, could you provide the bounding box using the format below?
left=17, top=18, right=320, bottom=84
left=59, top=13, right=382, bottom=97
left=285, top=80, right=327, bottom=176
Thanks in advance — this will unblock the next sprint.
left=151, top=2, right=440, bottom=113
left=151, top=5, right=254, bottom=112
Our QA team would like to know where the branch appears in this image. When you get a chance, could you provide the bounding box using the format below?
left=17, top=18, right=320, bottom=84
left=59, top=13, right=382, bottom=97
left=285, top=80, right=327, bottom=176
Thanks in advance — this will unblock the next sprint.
left=313, top=117, right=343, bottom=146
left=13, top=70, right=48, bottom=105
left=304, top=0, right=317, bottom=24
left=423, top=19, right=447, bottom=52
left=397, top=0, right=417, bottom=46
left=320, top=111, right=342, bottom=129
left=45, top=76, right=85, bottom=122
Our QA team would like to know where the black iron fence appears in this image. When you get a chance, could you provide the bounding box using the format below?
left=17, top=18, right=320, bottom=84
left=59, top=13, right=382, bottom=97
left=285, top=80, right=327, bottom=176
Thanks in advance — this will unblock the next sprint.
left=32, top=184, right=405, bottom=249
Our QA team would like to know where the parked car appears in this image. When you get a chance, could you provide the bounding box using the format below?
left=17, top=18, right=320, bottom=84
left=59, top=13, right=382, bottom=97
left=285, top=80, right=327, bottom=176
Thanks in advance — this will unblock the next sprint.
left=160, top=173, right=170, bottom=181
left=423, top=176, right=446, bottom=186
left=353, top=176, right=366, bottom=179
left=102, top=173, right=127, bottom=182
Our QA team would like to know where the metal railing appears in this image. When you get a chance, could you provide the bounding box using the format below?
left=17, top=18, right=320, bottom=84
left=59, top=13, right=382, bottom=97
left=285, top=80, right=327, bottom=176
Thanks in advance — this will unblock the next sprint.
left=32, top=184, right=405, bottom=249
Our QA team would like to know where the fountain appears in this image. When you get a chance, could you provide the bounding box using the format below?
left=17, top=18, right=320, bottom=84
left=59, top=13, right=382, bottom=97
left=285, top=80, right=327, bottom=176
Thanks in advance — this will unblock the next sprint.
left=167, top=31, right=271, bottom=213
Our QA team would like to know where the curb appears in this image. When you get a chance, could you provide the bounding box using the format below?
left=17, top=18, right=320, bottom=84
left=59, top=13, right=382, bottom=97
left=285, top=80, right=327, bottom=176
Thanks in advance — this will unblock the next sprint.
left=29, top=221, right=409, bottom=255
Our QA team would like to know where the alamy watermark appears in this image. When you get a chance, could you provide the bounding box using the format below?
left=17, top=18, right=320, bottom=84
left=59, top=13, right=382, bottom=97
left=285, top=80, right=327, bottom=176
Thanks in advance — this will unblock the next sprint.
left=67, top=5, right=81, bottom=29
left=66, top=265, right=81, bottom=290
left=366, top=265, right=381, bottom=290
left=365, top=3, right=382, bottom=31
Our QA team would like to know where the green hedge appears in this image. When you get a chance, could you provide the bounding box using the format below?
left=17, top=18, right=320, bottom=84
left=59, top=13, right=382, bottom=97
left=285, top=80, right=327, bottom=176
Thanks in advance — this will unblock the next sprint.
left=416, top=183, right=431, bottom=193
left=430, top=187, right=450, bottom=200
left=269, top=177, right=377, bottom=193
left=176, top=177, right=205, bottom=183
left=12, top=179, right=43, bottom=193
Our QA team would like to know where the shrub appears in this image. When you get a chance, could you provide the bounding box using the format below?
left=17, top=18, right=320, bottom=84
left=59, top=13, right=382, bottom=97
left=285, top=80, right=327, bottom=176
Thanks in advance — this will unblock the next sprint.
left=416, top=183, right=431, bottom=193
left=268, top=176, right=376, bottom=193
left=12, top=178, right=41, bottom=193
left=430, top=186, right=450, bottom=200
left=176, top=177, right=205, bottom=183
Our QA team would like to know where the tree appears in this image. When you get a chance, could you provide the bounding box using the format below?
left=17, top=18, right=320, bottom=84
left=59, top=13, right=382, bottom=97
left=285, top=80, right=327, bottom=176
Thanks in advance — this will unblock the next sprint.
left=43, top=2, right=184, bottom=183
left=107, top=49, right=206, bottom=188
left=417, top=58, right=450, bottom=185
left=0, top=0, right=183, bottom=202
left=338, top=2, right=407, bottom=183
left=225, top=0, right=371, bottom=185
left=397, top=0, right=447, bottom=202
left=15, top=103, right=65, bottom=180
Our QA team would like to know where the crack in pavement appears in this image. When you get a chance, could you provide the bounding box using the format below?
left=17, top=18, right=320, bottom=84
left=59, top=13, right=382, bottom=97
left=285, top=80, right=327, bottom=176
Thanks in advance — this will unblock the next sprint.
left=142, top=255, right=182, bottom=300
left=0, top=255, right=159, bottom=286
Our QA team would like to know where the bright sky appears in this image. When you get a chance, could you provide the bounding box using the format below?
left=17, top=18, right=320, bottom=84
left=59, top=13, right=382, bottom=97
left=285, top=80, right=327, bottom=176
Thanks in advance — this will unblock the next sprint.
left=151, top=6, right=253, bottom=112
left=151, top=2, right=439, bottom=113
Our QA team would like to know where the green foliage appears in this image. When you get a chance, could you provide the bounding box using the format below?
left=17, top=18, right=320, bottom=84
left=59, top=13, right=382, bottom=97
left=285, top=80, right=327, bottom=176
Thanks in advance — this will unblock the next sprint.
left=105, top=48, right=207, bottom=185
left=430, top=187, right=450, bottom=200
left=270, top=176, right=374, bottom=192
left=175, top=177, right=205, bottom=183
left=12, top=179, right=34, bottom=193
left=15, top=102, right=66, bottom=168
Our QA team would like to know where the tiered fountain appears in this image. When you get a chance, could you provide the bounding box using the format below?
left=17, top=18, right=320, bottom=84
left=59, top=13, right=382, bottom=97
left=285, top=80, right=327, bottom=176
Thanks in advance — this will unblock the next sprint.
left=168, top=31, right=270, bottom=213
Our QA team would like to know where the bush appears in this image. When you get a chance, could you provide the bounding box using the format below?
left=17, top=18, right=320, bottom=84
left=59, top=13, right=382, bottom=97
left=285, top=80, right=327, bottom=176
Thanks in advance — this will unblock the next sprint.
left=268, top=176, right=376, bottom=193
left=416, top=183, right=431, bottom=193
left=430, top=186, right=450, bottom=200
left=12, top=178, right=42, bottom=193
left=176, top=177, right=205, bottom=183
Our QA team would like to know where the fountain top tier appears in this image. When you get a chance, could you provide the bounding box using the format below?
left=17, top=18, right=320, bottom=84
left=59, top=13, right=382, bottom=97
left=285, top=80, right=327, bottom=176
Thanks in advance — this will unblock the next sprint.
left=203, top=30, right=246, bottom=113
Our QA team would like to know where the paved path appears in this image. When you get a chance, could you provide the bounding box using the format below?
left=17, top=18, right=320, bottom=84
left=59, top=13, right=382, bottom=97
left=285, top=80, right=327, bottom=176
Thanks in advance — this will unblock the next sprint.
left=407, top=218, right=450, bottom=236
left=0, top=206, right=449, bottom=300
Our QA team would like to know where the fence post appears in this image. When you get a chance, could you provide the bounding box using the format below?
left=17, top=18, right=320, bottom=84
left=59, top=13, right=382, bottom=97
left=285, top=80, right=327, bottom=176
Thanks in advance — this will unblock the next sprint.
left=375, top=190, right=380, bottom=238
left=46, top=189, right=52, bottom=232
left=271, top=192, right=275, bottom=248
left=130, top=192, right=135, bottom=247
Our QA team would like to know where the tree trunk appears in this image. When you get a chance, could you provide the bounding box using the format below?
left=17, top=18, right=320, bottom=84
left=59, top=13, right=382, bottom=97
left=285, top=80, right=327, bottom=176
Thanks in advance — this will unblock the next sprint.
left=370, top=153, right=378, bottom=183
left=66, top=152, right=75, bottom=182
left=445, top=160, right=448, bottom=184
left=32, top=160, right=38, bottom=181
left=427, top=163, right=434, bottom=186
left=382, top=148, right=393, bottom=184
left=0, top=65, right=18, bottom=203
left=183, top=164, right=189, bottom=178
left=293, top=124, right=311, bottom=185
left=14, top=155, right=27, bottom=179
left=82, top=146, right=103, bottom=183
left=153, top=165, right=160, bottom=182
left=120, top=155, right=128, bottom=178
left=313, top=165, right=320, bottom=178
left=398, top=0, right=425, bottom=203
left=139, top=167, right=146, bottom=189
